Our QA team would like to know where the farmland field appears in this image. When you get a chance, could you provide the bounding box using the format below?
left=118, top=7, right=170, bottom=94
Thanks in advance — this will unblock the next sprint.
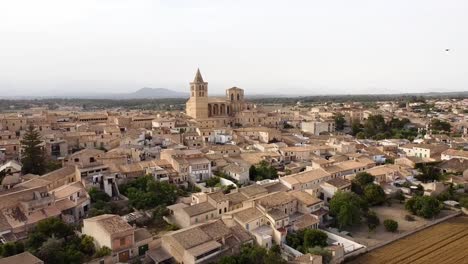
left=348, top=216, right=468, bottom=264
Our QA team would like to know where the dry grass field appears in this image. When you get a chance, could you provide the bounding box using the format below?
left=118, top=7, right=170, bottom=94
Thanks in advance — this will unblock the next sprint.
left=348, top=216, right=468, bottom=264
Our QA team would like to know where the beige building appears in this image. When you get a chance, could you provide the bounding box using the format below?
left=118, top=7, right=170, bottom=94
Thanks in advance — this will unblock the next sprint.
left=158, top=220, right=252, bottom=264
left=82, top=214, right=152, bottom=263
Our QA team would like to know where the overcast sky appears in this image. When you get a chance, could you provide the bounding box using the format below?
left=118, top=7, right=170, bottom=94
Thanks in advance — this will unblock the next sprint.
left=1, top=0, right=467, bottom=96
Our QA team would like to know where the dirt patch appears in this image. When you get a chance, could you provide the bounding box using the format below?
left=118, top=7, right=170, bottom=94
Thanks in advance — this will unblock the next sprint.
left=345, top=203, right=457, bottom=248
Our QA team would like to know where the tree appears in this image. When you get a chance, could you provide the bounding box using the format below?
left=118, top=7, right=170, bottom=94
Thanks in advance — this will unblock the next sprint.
left=89, top=187, right=111, bottom=203
left=351, top=121, right=362, bottom=136
left=204, top=176, right=221, bottom=187
left=364, top=184, right=386, bottom=206
left=459, top=197, right=468, bottom=209
left=351, top=172, right=375, bottom=195
left=303, top=229, right=328, bottom=249
left=249, top=161, right=278, bottom=181
left=120, top=175, right=180, bottom=209
left=405, top=196, right=442, bottom=219
left=37, top=237, right=66, bottom=264
left=21, top=125, right=46, bottom=175
left=330, top=191, right=367, bottom=229
left=94, top=246, right=112, bottom=258
left=334, top=113, right=346, bottom=130
left=416, top=164, right=441, bottom=182
left=249, top=165, right=257, bottom=181
left=79, top=235, right=95, bottom=256
left=366, top=211, right=380, bottom=231
left=33, top=217, right=74, bottom=241
left=0, top=241, right=24, bottom=257
left=218, top=244, right=286, bottom=264
left=383, top=219, right=398, bottom=232
left=430, top=119, right=451, bottom=132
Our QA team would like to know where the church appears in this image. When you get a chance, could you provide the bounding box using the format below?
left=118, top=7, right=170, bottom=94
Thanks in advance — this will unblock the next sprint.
left=186, top=69, right=250, bottom=127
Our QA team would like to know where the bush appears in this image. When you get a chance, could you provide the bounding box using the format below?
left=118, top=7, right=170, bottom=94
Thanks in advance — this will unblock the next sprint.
left=286, top=229, right=328, bottom=253
left=383, top=219, right=398, bottom=232
left=405, top=195, right=442, bottom=219
left=458, top=197, right=468, bottom=209
left=204, top=176, right=221, bottom=187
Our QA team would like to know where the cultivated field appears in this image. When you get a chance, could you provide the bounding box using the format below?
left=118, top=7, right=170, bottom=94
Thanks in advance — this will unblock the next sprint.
left=348, top=216, right=468, bottom=264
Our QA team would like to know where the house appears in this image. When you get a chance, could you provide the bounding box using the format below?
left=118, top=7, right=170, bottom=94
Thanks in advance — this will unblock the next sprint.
left=52, top=181, right=90, bottom=223
left=82, top=214, right=152, bottom=263
left=157, top=220, right=252, bottom=264
left=301, top=120, right=335, bottom=135
left=441, top=149, right=468, bottom=161
left=280, top=168, right=332, bottom=195
left=400, top=143, right=449, bottom=161
left=222, top=163, right=250, bottom=184
left=319, top=178, right=351, bottom=204
left=161, top=149, right=212, bottom=183
left=0, top=252, right=43, bottom=264
left=0, top=160, right=22, bottom=175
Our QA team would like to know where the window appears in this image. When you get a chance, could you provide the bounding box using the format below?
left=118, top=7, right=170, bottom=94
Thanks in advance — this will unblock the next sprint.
left=120, top=237, right=126, bottom=246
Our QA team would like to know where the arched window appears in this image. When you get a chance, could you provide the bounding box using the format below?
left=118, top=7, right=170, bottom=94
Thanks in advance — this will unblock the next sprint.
left=231, top=94, right=234, bottom=101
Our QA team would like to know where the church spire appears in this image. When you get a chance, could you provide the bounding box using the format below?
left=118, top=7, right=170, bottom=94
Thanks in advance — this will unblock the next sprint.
left=193, top=68, right=204, bottom=83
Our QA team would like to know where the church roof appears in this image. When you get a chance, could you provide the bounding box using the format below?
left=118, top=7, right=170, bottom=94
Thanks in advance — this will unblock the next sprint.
left=193, top=68, right=204, bottom=83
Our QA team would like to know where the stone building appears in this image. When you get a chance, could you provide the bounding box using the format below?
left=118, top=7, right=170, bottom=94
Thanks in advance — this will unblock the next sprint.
left=186, top=69, right=252, bottom=128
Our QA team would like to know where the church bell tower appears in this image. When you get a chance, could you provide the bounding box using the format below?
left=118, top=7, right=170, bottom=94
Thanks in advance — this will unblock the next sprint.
left=186, top=69, right=209, bottom=119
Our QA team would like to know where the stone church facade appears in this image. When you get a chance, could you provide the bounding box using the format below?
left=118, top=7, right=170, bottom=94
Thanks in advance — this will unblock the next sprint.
left=186, top=69, right=252, bottom=128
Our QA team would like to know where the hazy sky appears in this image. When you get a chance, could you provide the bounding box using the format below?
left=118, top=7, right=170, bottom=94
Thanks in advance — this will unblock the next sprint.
left=1, top=0, right=467, bottom=96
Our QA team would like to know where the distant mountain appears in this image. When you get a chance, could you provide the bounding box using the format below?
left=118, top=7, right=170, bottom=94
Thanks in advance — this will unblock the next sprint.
left=1, top=87, right=189, bottom=99
left=124, top=87, right=188, bottom=99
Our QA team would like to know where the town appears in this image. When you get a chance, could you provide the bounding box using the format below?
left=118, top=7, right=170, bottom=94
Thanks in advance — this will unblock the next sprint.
left=0, top=69, right=466, bottom=264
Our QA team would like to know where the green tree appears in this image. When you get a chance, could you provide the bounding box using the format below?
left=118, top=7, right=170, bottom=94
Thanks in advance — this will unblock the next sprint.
left=334, top=113, right=346, bottom=130
left=249, top=161, right=278, bottom=181
left=330, top=191, right=367, bottom=229
left=120, top=175, right=179, bottom=209
left=219, top=244, right=286, bottom=264
left=0, top=241, right=24, bottom=257
left=303, top=229, right=328, bottom=249
left=37, top=237, right=61, bottom=263
left=204, top=176, right=221, bottom=187
left=89, top=187, right=111, bottom=203
left=21, top=125, right=46, bottom=175
left=351, top=121, right=362, bottom=136
left=249, top=165, right=257, bottom=181
left=405, top=195, right=442, bottom=219
left=430, top=119, right=451, bottom=132
left=94, top=246, right=112, bottom=258
left=366, top=211, right=380, bottom=231
left=351, top=172, right=375, bottom=195
left=459, top=197, right=468, bottom=209
left=364, top=184, right=386, bottom=206
left=79, top=235, right=95, bottom=256
left=383, top=219, right=398, bottom=232
left=416, top=164, right=441, bottom=182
